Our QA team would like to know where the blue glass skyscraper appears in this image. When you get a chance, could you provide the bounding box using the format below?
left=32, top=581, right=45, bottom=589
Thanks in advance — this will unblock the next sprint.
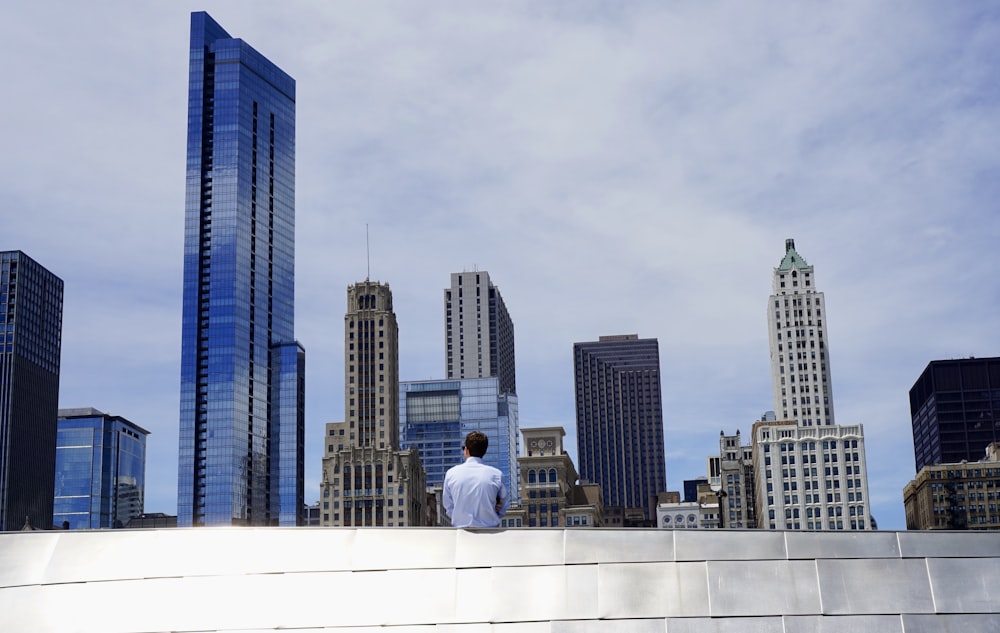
left=399, top=377, right=520, bottom=504
left=54, top=408, right=149, bottom=529
left=177, top=12, right=304, bottom=527
left=0, top=251, right=63, bottom=531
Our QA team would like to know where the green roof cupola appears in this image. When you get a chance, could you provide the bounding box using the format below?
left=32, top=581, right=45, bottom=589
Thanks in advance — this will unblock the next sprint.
left=778, top=238, right=810, bottom=272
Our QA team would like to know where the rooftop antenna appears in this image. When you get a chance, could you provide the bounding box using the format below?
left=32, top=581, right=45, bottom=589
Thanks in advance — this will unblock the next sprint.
left=366, top=224, right=370, bottom=281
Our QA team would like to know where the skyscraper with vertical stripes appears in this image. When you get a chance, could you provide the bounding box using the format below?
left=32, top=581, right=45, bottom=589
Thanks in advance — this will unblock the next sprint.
left=573, top=334, right=666, bottom=526
left=444, top=271, right=516, bottom=395
left=767, top=239, right=834, bottom=427
left=756, top=239, right=872, bottom=530
left=320, top=281, right=425, bottom=526
left=177, top=12, right=304, bottom=527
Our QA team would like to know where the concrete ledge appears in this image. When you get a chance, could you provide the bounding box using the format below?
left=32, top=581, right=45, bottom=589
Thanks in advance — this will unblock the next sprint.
left=1, top=528, right=998, bottom=631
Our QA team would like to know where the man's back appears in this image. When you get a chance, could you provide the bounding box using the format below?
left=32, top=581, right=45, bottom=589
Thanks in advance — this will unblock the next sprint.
left=443, top=457, right=508, bottom=528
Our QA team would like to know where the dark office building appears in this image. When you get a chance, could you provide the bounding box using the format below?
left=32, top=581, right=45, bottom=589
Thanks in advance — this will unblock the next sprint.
left=54, top=408, right=149, bottom=529
left=177, top=12, right=304, bottom=527
left=910, top=357, right=1000, bottom=473
left=574, top=334, right=666, bottom=526
left=0, top=251, right=63, bottom=531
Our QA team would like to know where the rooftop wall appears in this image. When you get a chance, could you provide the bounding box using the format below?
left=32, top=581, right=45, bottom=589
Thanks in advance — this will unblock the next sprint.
left=2, top=528, right=999, bottom=631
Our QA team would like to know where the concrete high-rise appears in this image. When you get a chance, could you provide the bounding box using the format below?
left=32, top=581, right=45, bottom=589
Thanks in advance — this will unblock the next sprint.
left=0, top=251, right=63, bottom=531
left=758, top=240, right=872, bottom=530
left=54, top=408, right=149, bottom=529
left=909, top=357, right=1000, bottom=473
left=573, top=334, right=666, bottom=526
left=444, top=271, right=515, bottom=394
left=767, top=239, right=834, bottom=427
left=320, top=281, right=425, bottom=527
left=177, top=12, right=304, bottom=527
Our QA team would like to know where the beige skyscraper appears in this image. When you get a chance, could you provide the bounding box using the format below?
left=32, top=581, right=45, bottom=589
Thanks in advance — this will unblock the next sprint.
left=319, top=280, right=425, bottom=527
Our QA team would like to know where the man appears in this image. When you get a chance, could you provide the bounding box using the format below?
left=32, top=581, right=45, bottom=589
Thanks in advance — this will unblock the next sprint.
left=442, top=431, right=509, bottom=528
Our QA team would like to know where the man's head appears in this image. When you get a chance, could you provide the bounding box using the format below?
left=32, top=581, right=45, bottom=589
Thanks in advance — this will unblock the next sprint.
left=464, top=431, right=489, bottom=458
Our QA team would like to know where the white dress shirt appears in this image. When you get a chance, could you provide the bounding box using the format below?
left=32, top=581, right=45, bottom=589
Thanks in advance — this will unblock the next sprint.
left=442, top=456, right=509, bottom=528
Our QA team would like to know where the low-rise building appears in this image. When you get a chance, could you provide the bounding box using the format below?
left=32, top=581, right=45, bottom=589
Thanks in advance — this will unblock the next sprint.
left=903, top=442, right=1000, bottom=530
left=518, top=427, right=602, bottom=527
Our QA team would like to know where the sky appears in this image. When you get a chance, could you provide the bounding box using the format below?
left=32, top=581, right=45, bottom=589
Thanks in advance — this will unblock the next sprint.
left=3, top=1, right=1000, bottom=530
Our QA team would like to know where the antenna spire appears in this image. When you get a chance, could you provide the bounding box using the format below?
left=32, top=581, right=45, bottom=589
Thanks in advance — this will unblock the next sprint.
left=366, top=224, right=370, bottom=281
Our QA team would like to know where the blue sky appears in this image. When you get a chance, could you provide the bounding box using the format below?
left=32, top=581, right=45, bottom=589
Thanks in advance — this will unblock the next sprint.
left=3, top=2, right=1000, bottom=530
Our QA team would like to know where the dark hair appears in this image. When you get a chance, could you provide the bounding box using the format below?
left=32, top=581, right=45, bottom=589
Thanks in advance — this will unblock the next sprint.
left=464, top=431, right=489, bottom=458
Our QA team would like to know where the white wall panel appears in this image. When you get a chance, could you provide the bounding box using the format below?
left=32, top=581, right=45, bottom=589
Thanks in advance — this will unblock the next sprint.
left=1, top=528, right=999, bottom=632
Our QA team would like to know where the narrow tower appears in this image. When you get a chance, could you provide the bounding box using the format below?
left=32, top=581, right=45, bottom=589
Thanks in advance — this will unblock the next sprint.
left=320, top=281, right=425, bottom=526
left=767, top=239, right=834, bottom=426
left=177, top=12, right=304, bottom=527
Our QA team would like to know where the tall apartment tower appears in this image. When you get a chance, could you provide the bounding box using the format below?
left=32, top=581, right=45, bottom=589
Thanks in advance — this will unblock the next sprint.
left=767, top=239, right=834, bottom=427
left=574, top=334, right=667, bottom=526
left=54, top=408, right=149, bottom=529
left=757, top=240, right=872, bottom=530
left=177, top=12, right=305, bottom=527
left=909, top=357, right=1000, bottom=473
left=444, top=271, right=516, bottom=394
left=0, top=251, right=63, bottom=531
left=320, top=281, right=425, bottom=527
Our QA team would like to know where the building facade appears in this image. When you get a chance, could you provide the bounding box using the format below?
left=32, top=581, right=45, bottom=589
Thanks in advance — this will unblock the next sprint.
left=715, top=430, right=757, bottom=529
left=767, top=239, right=834, bottom=427
left=54, top=408, right=149, bottom=529
left=752, top=419, right=872, bottom=530
left=518, top=426, right=602, bottom=528
left=0, top=251, right=63, bottom=531
left=399, top=376, right=519, bottom=504
left=656, top=497, right=720, bottom=530
left=444, top=271, right=516, bottom=395
left=760, top=240, right=873, bottom=531
left=903, top=442, right=1000, bottom=530
left=320, top=281, right=425, bottom=527
left=909, top=357, right=1000, bottom=474
left=574, top=334, right=667, bottom=526
left=176, top=12, right=304, bottom=527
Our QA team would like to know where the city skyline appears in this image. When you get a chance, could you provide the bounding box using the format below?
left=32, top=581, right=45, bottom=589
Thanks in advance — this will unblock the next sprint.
left=4, top=3, right=1000, bottom=530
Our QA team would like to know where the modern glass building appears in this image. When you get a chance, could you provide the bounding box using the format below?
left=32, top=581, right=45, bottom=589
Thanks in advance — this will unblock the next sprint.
left=0, top=251, right=63, bottom=532
left=573, top=334, right=666, bottom=526
left=177, top=12, right=304, bottom=527
left=54, top=408, right=149, bottom=529
left=400, top=377, right=519, bottom=503
left=910, top=357, right=1000, bottom=473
